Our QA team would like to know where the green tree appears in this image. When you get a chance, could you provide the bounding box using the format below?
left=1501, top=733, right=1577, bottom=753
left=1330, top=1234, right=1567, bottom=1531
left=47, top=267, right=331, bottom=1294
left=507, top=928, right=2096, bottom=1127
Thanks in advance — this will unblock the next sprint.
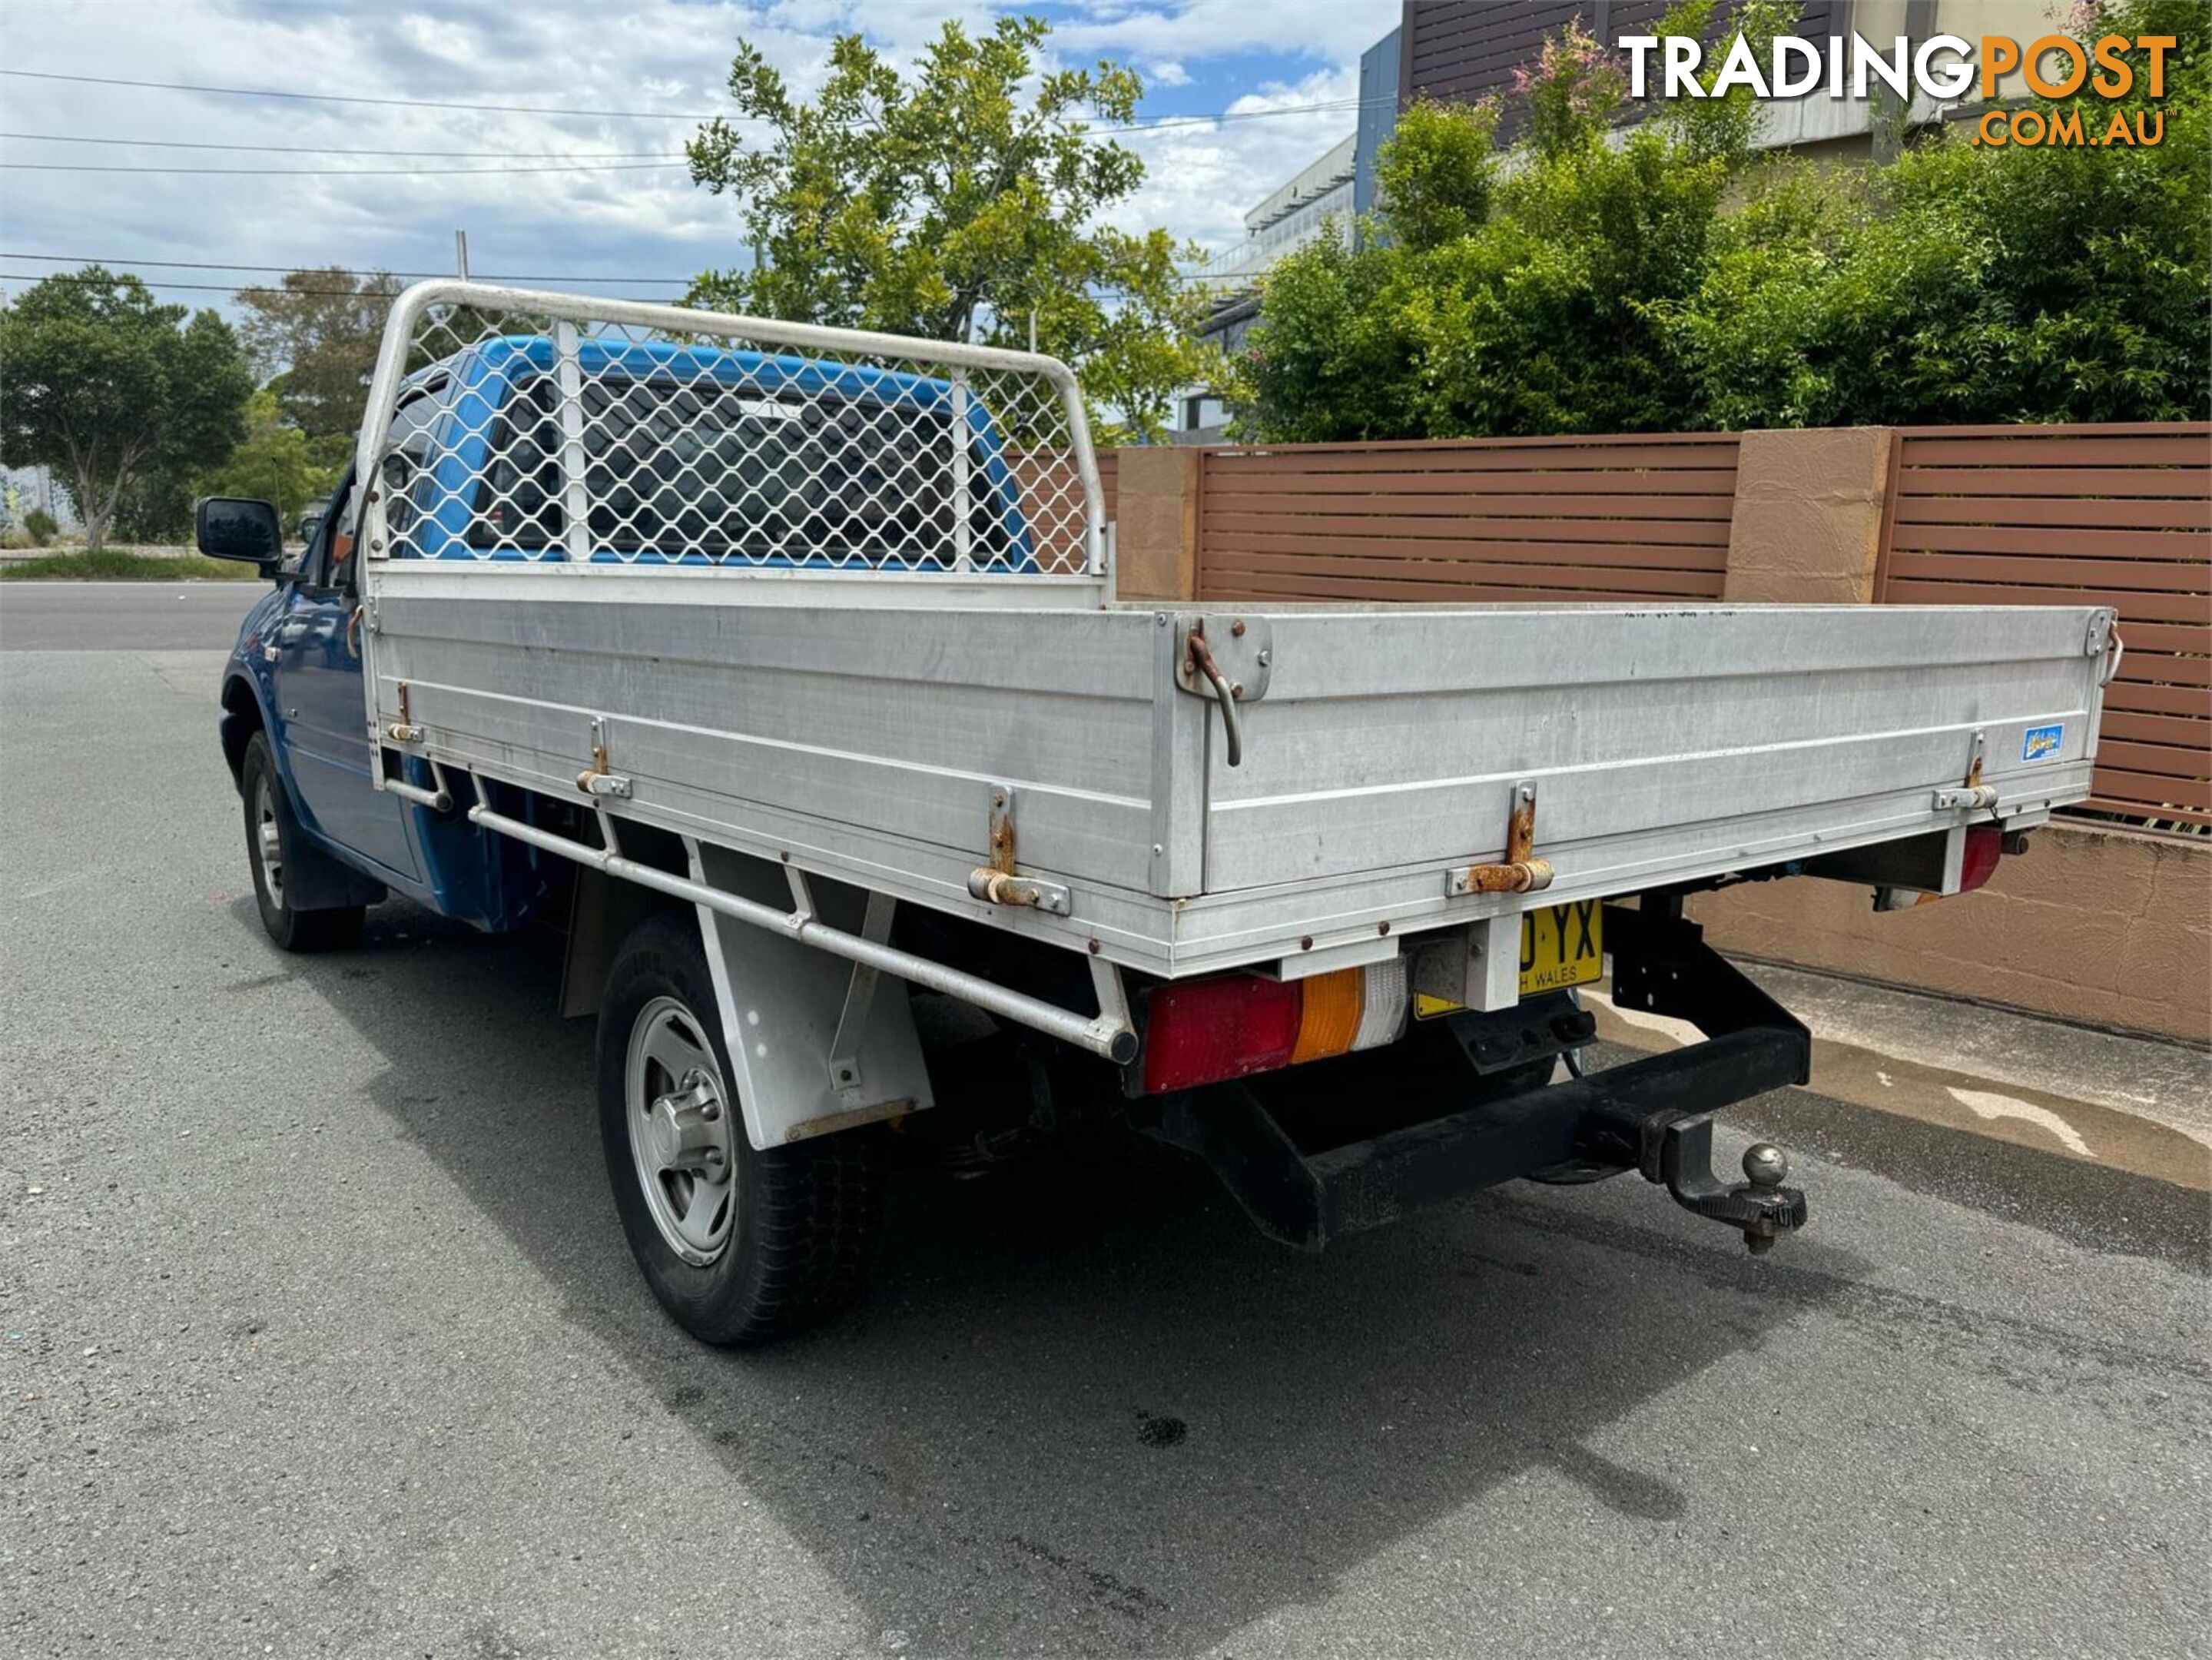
left=684, top=15, right=1212, bottom=441
left=204, top=390, right=343, bottom=524
left=0, top=267, right=253, bottom=552
left=1240, top=2, right=1786, bottom=441
left=1375, top=98, right=1502, bottom=254
left=1239, top=0, right=2205, bottom=440
left=236, top=267, right=402, bottom=440
left=1663, top=0, right=2210, bottom=427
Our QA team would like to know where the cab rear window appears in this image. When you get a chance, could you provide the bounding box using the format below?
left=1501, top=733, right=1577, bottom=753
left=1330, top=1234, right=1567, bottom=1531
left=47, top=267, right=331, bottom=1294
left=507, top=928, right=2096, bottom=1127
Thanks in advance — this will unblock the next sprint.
left=467, top=374, right=1021, bottom=566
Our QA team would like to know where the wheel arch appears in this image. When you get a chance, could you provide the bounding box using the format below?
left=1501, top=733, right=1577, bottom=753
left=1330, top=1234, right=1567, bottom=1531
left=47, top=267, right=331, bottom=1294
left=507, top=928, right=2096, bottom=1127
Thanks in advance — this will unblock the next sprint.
left=219, top=671, right=267, bottom=790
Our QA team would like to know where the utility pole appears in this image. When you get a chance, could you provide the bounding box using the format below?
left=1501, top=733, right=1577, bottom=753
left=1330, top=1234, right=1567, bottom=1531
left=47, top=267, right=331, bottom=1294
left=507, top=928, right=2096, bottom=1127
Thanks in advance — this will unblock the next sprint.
left=455, top=229, right=470, bottom=281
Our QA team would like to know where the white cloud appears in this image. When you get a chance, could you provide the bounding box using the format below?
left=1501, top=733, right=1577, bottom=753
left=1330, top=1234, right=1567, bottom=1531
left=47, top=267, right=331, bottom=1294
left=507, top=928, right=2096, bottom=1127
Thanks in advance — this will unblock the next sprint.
left=1112, top=66, right=1364, bottom=257
left=1050, top=0, right=1391, bottom=66
left=0, top=1, right=1392, bottom=314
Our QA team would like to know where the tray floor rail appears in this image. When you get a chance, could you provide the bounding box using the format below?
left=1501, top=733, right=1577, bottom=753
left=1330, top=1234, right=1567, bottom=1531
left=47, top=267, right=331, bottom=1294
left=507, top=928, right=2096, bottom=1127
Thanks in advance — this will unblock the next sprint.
left=462, top=788, right=1139, bottom=1065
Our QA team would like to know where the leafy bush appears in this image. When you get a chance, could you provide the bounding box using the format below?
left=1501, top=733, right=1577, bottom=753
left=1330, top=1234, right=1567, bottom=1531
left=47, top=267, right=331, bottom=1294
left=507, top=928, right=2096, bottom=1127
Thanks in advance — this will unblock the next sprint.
left=22, top=508, right=56, bottom=546
left=1238, top=0, right=2209, bottom=439
left=204, top=390, right=343, bottom=524
left=0, top=548, right=263, bottom=580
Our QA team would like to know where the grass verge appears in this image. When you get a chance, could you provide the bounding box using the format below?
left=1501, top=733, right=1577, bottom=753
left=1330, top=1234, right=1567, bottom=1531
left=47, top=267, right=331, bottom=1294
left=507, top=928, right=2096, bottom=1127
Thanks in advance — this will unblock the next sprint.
left=0, top=549, right=264, bottom=581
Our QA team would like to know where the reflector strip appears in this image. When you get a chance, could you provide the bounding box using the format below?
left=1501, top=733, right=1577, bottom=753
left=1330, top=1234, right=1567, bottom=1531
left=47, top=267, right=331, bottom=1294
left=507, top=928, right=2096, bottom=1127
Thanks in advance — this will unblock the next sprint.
left=1290, top=968, right=1362, bottom=1064
left=1353, top=958, right=1409, bottom=1051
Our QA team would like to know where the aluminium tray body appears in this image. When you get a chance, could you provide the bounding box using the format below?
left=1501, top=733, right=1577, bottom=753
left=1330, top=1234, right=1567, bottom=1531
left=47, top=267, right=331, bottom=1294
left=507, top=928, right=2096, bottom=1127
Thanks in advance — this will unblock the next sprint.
left=364, top=563, right=2112, bottom=979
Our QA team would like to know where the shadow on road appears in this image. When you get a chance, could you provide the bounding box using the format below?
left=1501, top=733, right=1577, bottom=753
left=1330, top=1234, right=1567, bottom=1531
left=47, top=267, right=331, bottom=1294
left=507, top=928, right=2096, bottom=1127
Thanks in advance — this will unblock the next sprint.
left=257, top=898, right=1862, bottom=1654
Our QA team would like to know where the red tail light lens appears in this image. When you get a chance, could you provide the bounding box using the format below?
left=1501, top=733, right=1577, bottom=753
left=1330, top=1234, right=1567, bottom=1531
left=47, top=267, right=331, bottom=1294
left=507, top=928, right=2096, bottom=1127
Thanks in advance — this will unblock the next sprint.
left=1958, top=823, right=2003, bottom=893
left=1141, top=974, right=1302, bottom=1093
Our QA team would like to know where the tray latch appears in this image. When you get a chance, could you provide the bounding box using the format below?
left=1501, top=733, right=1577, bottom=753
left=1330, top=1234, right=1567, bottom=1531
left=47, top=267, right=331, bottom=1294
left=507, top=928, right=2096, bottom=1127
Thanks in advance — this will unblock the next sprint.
left=966, top=787, right=1071, bottom=916
left=1449, top=779, right=1556, bottom=896
left=384, top=680, right=423, bottom=745
left=575, top=715, right=633, bottom=799
left=1933, top=729, right=1997, bottom=812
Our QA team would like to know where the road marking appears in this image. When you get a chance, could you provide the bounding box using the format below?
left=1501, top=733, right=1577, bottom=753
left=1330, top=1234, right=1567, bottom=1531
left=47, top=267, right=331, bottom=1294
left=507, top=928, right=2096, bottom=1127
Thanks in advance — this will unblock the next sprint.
left=17, top=870, right=94, bottom=901
left=1582, top=988, right=1700, bottom=1047
left=1947, top=1087, right=2094, bottom=1160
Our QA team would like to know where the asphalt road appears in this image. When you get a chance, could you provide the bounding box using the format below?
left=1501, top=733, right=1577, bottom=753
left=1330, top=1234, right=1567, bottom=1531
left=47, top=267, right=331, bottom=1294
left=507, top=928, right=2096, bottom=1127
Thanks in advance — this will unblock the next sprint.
left=2, top=619, right=2207, bottom=1658
left=0, top=580, right=260, bottom=651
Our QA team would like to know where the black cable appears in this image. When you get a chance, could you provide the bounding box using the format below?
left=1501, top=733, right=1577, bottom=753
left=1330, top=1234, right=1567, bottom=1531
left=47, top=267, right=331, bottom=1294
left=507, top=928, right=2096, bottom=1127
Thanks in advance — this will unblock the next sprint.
left=0, top=251, right=685, bottom=280
left=0, top=68, right=1377, bottom=133
left=0, top=272, right=688, bottom=294
left=0, top=251, right=1235, bottom=287
left=0, top=131, right=686, bottom=159
left=0, top=159, right=688, bottom=175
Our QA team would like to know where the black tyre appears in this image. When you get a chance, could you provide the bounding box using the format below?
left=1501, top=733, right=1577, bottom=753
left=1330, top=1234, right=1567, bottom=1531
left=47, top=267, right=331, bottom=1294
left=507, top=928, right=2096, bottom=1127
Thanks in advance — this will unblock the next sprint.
left=595, top=914, right=887, bottom=1346
left=240, top=732, right=364, bottom=952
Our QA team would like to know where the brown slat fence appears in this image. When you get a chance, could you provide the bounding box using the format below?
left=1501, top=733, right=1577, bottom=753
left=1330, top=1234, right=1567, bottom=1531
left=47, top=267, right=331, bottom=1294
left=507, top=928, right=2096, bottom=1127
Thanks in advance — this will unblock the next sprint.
left=1003, top=447, right=1102, bottom=573
left=1875, top=423, right=2212, bottom=829
left=1190, top=433, right=1740, bottom=605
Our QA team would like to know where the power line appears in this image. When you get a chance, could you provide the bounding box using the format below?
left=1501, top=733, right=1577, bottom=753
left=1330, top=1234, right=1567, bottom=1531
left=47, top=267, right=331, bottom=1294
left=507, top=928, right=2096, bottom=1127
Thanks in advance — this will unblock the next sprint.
left=0, top=131, right=686, bottom=160
left=0, top=159, right=688, bottom=176
left=0, top=68, right=728, bottom=121
left=0, top=251, right=692, bottom=281
left=0, top=266, right=1220, bottom=300
left=0, top=67, right=1376, bottom=134
left=0, top=272, right=376, bottom=296
left=0, top=271, right=691, bottom=294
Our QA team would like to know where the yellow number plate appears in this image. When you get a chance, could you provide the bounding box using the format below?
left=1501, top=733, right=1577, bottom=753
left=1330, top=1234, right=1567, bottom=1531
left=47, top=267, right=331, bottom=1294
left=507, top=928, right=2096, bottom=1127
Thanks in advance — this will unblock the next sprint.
left=1414, top=900, right=1605, bottom=1018
left=1518, top=899, right=1604, bottom=994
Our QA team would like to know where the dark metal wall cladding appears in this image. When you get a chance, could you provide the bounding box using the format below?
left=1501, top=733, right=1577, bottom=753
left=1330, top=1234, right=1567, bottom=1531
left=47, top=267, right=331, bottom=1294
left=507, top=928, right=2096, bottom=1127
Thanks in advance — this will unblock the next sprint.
left=1399, top=0, right=1842, bottom=134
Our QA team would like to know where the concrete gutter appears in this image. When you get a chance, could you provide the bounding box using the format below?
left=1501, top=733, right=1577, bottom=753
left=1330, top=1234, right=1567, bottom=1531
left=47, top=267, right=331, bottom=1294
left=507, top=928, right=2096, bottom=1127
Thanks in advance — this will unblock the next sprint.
left=1588, top=961, right=2212, bottom=1193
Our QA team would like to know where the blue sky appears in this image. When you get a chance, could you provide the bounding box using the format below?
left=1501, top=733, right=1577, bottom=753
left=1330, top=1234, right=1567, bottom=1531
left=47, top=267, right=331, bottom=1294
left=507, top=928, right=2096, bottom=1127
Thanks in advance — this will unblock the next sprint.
left=0, top=0, right=1398, bottom=317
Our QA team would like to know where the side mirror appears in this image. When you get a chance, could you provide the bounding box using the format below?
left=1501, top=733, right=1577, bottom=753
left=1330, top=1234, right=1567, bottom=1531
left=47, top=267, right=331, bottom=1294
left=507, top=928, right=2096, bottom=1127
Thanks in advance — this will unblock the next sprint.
left=196, top=496, right=286, bottom=575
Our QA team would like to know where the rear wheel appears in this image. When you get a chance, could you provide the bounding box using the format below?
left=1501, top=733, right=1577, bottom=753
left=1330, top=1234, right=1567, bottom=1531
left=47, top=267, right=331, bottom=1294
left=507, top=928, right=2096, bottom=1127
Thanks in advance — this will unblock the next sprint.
left=595, top=914, right=887, bottom=1346
left=240, top=732, right=363, bottom=952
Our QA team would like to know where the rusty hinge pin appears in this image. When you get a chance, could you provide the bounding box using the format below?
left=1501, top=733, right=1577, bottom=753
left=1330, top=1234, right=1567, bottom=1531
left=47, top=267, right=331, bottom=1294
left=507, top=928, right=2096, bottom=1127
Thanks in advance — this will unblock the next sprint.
left=1464, top=858, right=1556, bottom=895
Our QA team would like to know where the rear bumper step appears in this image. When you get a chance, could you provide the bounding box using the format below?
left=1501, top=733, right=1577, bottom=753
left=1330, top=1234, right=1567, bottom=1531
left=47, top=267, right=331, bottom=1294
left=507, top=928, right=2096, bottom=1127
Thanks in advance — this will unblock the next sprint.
left=1142, top=905, right=1812, bottom=1253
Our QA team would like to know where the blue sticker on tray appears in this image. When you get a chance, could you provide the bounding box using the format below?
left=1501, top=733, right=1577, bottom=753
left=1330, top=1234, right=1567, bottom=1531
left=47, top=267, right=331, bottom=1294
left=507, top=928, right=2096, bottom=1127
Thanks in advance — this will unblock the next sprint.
left=2021, top=723, right=2064, bottom=763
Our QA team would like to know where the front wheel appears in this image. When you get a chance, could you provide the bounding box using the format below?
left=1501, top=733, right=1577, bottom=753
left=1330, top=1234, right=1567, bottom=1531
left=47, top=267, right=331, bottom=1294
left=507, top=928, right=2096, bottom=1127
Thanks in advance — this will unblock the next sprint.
left=595, top=914, right=887, bottom=1346
left=240, top=732, right=363, bottom=952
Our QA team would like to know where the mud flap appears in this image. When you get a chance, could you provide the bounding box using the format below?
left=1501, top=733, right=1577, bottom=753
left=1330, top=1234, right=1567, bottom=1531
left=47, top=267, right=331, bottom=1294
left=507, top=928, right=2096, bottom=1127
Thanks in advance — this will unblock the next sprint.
left=686, top=842, right=934, bottom=1150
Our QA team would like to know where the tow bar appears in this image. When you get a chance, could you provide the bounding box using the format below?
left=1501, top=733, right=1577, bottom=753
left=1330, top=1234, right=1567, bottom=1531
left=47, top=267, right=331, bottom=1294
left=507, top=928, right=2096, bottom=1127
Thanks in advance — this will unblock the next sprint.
left=1578, top=1102, right=1808, bottom=1253
left=1141, top=901, right=1812, bottom=1254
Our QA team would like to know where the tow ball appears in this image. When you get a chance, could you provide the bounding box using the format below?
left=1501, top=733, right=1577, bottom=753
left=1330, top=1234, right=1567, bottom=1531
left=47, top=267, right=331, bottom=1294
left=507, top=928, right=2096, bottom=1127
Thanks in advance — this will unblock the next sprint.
left=1618, top=1107, right=1809, bottom=1253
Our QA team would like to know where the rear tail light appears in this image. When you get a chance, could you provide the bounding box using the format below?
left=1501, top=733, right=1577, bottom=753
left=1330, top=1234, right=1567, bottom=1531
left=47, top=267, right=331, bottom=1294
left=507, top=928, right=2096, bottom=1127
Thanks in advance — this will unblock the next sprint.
left=1958, top=823, right=2002, bottom=892
left=1140, top=958, right=1408, bottom=1094
left=1907, top=822, right=2005, bottom=908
